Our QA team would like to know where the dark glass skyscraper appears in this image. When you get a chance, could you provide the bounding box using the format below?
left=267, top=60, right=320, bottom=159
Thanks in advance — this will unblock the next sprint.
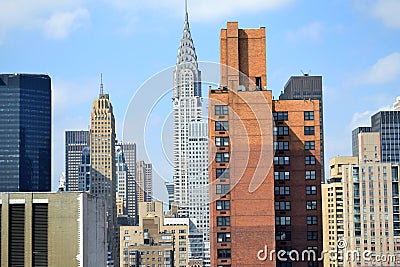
left=372, top=111, right=400, bottom=163
left=0, top=74, right=51, bottom=192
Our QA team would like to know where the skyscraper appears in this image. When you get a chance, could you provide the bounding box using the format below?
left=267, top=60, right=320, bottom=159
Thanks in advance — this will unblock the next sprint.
left=89, top=80, right=118, bottom=266
left=118, top=142, right=137, bottom=220
left=188, top=121, right=209, bottom=236
left=136, top=160, right=152, bottom=202
left=172, top=3, right=203, bottom=217
left=0, top=73, right=51, bottom=192
left=65, top=130, right=90, bottom=191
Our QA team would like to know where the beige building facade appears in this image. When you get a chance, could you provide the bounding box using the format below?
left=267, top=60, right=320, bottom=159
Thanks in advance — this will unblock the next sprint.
left=120, top=201, right=193, bottom=267
left=323, top=132, right=400, bottom=266
left=90, top=87, right=118, bottom=266
left=0, top=192, right=107, bottom=267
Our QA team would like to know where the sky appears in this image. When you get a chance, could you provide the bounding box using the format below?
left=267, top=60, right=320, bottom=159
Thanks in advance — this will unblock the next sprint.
left=0, top=0, right=400, bottom=200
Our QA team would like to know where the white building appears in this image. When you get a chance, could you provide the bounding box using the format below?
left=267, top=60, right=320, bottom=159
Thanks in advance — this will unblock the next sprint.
left=172, top=4, right=203, bottom=218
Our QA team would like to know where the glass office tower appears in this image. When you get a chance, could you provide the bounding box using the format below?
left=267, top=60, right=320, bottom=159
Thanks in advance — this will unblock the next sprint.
left=0, top=74, right=51, bottom=192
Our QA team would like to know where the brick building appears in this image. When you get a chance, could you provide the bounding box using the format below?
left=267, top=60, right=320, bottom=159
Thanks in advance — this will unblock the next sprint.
left=209, top=22, right=323, bottom=267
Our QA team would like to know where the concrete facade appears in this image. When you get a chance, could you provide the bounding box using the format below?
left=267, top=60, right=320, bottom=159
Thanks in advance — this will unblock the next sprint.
left=0, top=192, right=106, bottom=266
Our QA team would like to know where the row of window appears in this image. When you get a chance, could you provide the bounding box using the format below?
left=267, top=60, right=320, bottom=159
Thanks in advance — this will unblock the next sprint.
left=216, top=169, right=317, bottom=180
left=273, top=111, right=315, bottom=121
left=276, top=231, right=318, bottom=241
left=274, top=171, right=317, bottom=180
left=274, top=156, right=317, bottom=166
left=274, top=141, right=315, bottom=151
left=276, top=216, right=318, bottom=226
left=216, top=107, right=315, bottom=121
left=275, top=200, right=318, bottom=211
left=275, top=186, right=317, bottom=196
left=215, top=122, right=316, bottom=134
left=274, top=126, right=315, bottom=136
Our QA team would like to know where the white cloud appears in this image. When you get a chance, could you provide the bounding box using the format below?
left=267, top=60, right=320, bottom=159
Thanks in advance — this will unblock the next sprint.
left=349, top=105, right=392, bottom=130
left=287, top=22, right=324, bottom=42
left=0, top=0, right=89, bottom=43
left=43, top=8, right=90, bottom=39
left=106, top=0, right=295, bottom=22
left=370, top=0, right=400, bottom=29
left=356, top=52, right=400, bottom=85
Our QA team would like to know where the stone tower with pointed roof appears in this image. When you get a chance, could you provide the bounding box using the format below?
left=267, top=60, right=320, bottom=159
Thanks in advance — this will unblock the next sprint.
left=89, top=77, right=118, bottom=266
left=172, top=1, right=203, bottom=218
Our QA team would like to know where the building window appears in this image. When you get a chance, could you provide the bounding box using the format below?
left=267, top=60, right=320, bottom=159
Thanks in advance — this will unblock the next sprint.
left=274, top=126, right=289, bottom=136
left=275, top=186, right=290, bottom=196
left=274, top=171, right=290, bottom=181
left=307, top=231, right=318, bottom=241
left=216, top=153, right=229, bottom=162
left=216, top=184, right=230, bottom=195
left=276, top=216, right=291, bottom=225
left=215, top=105, right=228, bottom=115
left=306, top=200, right=317, bottom=210
left=305, top=156, right=316, bottom=165
left=216, top=168, right=230, bottom=178
left=215, top=121, right=229, bottom=131
left=217, top=249, right=231, bottom=258
left=306, top=170, right=316, bottom=180
left=304, top=126, right=315, bottom=135
left=274, top=156, right=290, bottom=166
left=276, top=231, right=291, bottom=241
left=217, top=232, right=231, bottom=243
left=305, top=141, right=315, bottom=150
left=216, top=200, right=230, bottom=210
left=273, top=112, right=288, bottom=121
left=274, top=141, right=289, bottom=151
left=307, top=216, right=318, bottom=225
left=304, top=111, right=314, bottom=120
left=306, top=186, right=317, bottom=195
left=216, top=137, right=229, bottom=147
left=275, top=201, right=291, bottom=211
left=217, top=216, right=230, bottom=226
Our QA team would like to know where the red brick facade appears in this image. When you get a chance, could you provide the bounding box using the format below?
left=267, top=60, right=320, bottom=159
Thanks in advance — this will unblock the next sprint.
left=210, top=22, right=323, bottom=267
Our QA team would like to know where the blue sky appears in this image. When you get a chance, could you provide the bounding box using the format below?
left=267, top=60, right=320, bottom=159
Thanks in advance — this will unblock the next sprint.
left=0, top=0, right=399, bottom=198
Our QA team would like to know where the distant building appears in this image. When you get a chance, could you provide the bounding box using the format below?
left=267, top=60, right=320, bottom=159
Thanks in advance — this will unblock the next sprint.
left=0, top=192, right=107, bottom=266
left=165, top=181, right=175, bottom=209
left=0, top=74, right=51, bottom=192
left=65, top=130, right=90, bottom=191
left=89, top=80, right=118, bottom=266
left=116, top=144, right=128, bottom=216
left=120, top=201, right=203, bottom=267
left=77, top=146, right=90, bottom=191
left=58, top=172, right=66, bottom=192
left=136, top=161, right=152, bottom=202
left=371, top=111, right=400, bottom=163
left=352, top=127, right=372, bottom=157
left=323, top=132, right=400, bottom=267
left=117, top=143, right=137, bottom=222
left=352, top=106, right=400, bottom=164
left=394, top=96, right=400, bottom=111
